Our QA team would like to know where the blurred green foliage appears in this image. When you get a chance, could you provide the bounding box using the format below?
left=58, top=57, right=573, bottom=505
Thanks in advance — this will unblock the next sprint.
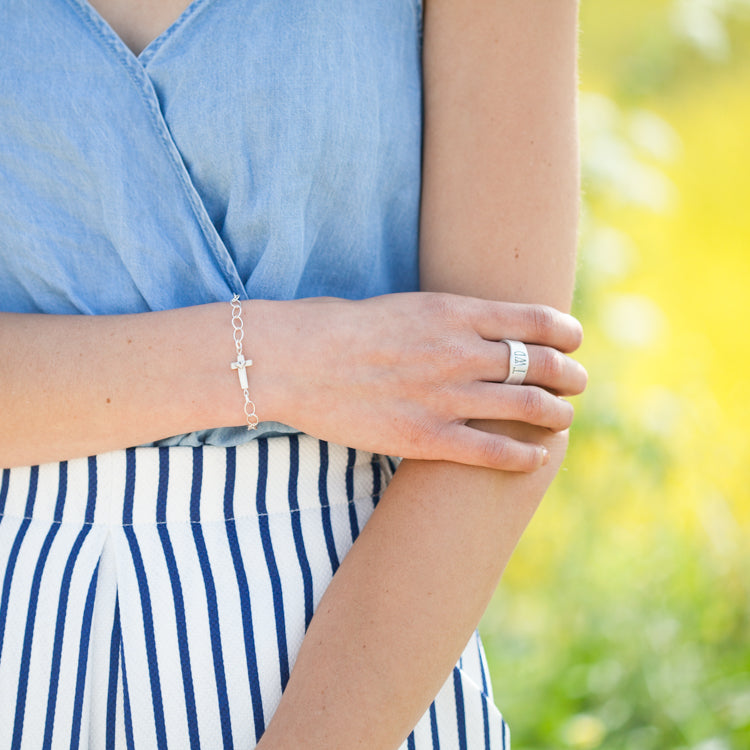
left=479, top=1, right=750, bottom=748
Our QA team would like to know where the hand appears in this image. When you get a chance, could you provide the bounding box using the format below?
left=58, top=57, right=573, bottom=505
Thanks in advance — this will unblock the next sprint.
left=250, top=292, right=586, bottom=471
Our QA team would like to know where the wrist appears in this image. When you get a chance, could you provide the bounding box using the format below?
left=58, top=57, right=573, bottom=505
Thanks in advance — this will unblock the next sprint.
left=221, top=298, right=293, bottom=429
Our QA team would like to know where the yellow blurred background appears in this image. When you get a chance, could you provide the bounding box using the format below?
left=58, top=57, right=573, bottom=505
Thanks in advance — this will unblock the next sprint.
left=480, top=1, right=750, bottom=748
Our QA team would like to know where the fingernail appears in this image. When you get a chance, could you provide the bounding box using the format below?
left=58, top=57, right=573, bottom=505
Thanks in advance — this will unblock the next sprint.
left=540, top=446, right=550, bottom=465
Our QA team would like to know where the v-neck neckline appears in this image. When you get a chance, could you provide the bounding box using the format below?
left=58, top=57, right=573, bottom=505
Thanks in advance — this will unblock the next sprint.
left=72, top=0, right=212, bottom=64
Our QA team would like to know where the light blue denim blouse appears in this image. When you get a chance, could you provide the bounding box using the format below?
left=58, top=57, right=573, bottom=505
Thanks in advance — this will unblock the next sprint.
left=0, top=0, right=423, bottom=445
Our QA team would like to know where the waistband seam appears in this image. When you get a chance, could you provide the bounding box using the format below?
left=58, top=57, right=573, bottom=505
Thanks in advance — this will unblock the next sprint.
left=0, top=488, right=385, bottom=527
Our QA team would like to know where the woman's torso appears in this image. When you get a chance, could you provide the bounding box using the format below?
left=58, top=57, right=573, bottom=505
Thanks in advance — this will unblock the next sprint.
left=0, top=0, right=423, bottom=444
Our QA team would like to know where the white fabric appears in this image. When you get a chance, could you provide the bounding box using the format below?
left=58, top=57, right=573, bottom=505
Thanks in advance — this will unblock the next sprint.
left=0, top=435, right=509, bottom=748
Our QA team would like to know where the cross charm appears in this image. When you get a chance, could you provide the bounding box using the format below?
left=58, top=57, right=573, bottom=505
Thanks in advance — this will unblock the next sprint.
left=231, top=353, right=253, bottom=390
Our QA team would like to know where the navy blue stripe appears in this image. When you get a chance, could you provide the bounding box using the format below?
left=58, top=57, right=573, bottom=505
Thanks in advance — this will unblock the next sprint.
left=371, top=455, right=382, bottom=510
left=0, top=466, right=38, bottom=662
left=502, top=719, right=509, bottom=750
left=287, top=435, right=314, bottom=629
left=256, top=439, right=290, bottom=690
left=223, top=448, right=265, bottom=740
left=0, top=467, right=10, bottom=514
left=475, top=633, right=492, bottom=750
left=429, top=702, right=439, bottom=750
left=407, top=731, right=416, bottom=750
left=106, top=598, right=121, bottom=750
left=191, top=448, right=234, bottom=749
left=476, top=630, right=489, bottom=694
left=122, top=448, right=168, bottom=746
left=85, top=457, right=97, bottom=524
left=190, top=447, right=201, bottom=522
left=11, top=522, right=62, bottom=749
left=53, top=463, right=68, bottom=522
left=70, top=456, right=99, bottom=750
left=42, top=526, right=92, bottom=750
left=453, top=667, right=468, bottom=750
left=123, top=525, right=168, bottom=749
left=70, top=563, right=101, bottom=750
left=123, top=449, right=169, bottom=744
left=318, top=442, right=340, bottom=573
left=346, top=447, right=360, bottom=543
left=122, top=449, right=166, bottom=749
left=481, top=687, right=491, bottom=748
left=123, top=449, right=136, bottom=526
left=223, top=446, right=236, bottom=519
left=121, top=640, right=136, bottom=750
left=156, top=452, right=200, bottom=750
left=156, top=448, right=169, bottom=523
left=157, top=524, right=201, bottom=750
left=24, top=465, right=39, bottom=517
left=190, top=447, right=202, bottom=521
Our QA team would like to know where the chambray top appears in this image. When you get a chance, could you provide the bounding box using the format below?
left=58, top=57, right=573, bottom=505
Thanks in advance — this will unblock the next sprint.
left=0, top=0, right=423, bottom=445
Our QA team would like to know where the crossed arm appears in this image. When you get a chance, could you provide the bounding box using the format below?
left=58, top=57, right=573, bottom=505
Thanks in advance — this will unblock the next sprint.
left=256, top=1, right=581, bottom=747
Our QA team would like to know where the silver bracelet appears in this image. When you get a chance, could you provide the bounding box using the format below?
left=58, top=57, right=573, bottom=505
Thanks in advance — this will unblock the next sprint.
left=230, top=294, right=259, bottom=430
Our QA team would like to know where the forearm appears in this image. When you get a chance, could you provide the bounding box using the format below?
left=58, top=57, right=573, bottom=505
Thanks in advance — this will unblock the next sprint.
left=1, top=290, right=580, bottom=470
left=0, top=304, right=246, bottom=467
left=257, top=428, right=567, bottom=749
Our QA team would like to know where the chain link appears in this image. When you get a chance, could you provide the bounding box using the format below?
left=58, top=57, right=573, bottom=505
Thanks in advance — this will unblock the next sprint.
left=230, top=294, right=259, bottom=430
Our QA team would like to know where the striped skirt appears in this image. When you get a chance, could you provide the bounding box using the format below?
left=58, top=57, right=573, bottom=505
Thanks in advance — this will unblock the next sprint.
left=0, top=435, right=510, bottom=749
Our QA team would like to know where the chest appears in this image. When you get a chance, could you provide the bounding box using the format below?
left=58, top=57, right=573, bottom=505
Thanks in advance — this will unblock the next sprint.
left=87, top=0, right=193, bottom=54
left=0, top=0, right=424, bottom=312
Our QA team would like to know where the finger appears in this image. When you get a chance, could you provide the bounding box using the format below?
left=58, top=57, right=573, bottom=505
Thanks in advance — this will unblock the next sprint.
left=469, top=300, right=583, bottom=353
left=476, top=342, right=588, bottom=395
left=439, top=424, right=549, bottom=472
left=458, top=383, right=575, bottom=432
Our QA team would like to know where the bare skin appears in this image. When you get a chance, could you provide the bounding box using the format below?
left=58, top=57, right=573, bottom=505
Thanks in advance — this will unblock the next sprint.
left=1, top=0, right=583, bottom=748
left=87, top=0, right=193, bottom=55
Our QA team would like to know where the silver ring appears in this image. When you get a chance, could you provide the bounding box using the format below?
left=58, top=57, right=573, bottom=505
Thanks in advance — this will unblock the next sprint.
left=501, top=339, right=529, bottom=385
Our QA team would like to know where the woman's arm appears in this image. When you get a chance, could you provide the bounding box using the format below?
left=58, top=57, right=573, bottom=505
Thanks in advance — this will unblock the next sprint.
left=0, top=304, right=239, bottom=466
left=256, top=1, right=581, bottom=747
left=0, top=294, right=579, bottom=469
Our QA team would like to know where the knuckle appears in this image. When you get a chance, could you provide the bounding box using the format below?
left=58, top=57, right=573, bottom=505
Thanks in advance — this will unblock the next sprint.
left=420, top=336, right=467, bottom=376
left=516, top=451, right=539, bottom=473
left=480, top=437, right=509, bottom=468
left=541, top=349, right=565, bottom=383
left=426, top=381, right=460, bottom=413
left=484, top=438, right=536, bottom=472
left=441, top=338, right=470, bottom=365
left=416, top=334, right=442, bottom=362
left=521, top=387, right=545, bottom=420
left=529, top=304, right=557, bottom=341
left=402, top=414, right=446, bottom=456
left=424, top=334, right=482, bottom=379
left=425, top=292, right=459, bottom=324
